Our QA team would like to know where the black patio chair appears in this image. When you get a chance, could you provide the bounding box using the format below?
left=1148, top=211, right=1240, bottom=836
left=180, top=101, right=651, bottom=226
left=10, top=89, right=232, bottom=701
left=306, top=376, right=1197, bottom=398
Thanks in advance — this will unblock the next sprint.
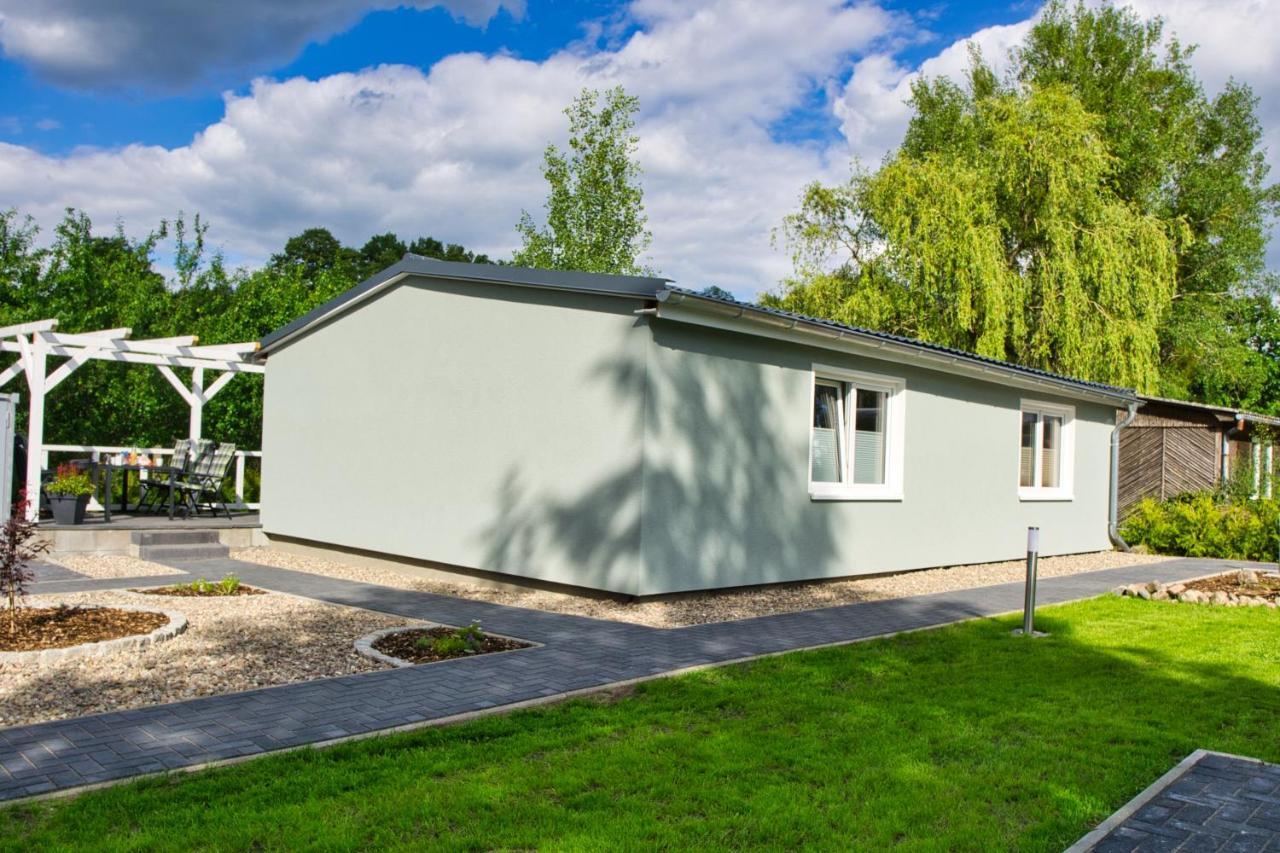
left=171, top=442, right=237, bottom=519
left=139, top=438, right=211, bottom=514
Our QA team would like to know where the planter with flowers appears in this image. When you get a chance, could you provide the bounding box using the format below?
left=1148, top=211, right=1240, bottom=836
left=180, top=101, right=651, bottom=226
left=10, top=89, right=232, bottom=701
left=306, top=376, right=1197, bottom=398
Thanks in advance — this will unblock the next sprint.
left=45, top=464, right=94, bottom=525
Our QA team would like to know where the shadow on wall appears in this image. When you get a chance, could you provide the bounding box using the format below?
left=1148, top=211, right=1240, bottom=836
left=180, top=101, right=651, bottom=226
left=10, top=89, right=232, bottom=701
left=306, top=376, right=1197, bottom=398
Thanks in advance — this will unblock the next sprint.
left=481, top=318, right=840, bottom=595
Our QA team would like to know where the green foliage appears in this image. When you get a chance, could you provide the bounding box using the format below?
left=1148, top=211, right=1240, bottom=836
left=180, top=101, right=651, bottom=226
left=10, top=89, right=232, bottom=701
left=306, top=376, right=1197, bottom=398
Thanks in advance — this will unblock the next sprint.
left=416, top=621, right=486, bottom=656
left=44, top=464, right=93, bottom=497
left=1121, top=492, right=1280, bottom=561
left=514, top=87, right=654, bottom=275
left=770, top=86, right=1181, bottom=389
left=771, top=0, right=1277, bottom=399
left=0, top=208, right=487, bottom=453
left=179, top=574, right=242, bottom=596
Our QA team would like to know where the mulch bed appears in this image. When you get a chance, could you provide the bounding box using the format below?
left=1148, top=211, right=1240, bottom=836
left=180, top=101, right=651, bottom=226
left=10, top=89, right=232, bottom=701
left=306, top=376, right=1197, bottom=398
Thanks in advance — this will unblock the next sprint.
left=1185, top=570, right=1280, bottom=602
left=0, top=606, right=168, bottom=652
left=134, top=585, right=266, bottom=597
left=372, top=627, right=531, bottom=664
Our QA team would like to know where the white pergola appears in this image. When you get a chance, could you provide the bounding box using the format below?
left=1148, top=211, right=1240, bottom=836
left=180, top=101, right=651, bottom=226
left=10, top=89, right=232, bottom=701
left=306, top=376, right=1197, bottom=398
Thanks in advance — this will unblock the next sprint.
left=0, top=320, right=265, bottom=519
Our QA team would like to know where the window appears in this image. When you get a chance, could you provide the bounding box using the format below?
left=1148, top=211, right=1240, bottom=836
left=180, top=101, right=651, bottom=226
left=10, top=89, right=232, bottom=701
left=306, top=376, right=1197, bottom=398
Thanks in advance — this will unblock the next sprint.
left=809, top=366, right=905, bottom=500
left=1018, top=401, right=1074, bottom=500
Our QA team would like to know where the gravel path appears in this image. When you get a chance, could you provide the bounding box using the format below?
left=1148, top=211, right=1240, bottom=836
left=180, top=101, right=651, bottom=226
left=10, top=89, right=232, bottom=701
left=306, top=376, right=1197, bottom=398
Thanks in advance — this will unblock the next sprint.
left=233, top=547, right=1175, bottom=629
left=0, top=588, right=415, bottom=728
left=47, top=552, right=183, bottom=579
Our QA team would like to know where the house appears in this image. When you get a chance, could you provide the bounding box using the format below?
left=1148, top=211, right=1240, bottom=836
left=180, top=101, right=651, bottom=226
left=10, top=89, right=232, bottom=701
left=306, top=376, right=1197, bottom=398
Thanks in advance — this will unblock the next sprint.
left=1117, top=396, right=1279, bottom=516
left=256, top=256, right=1137, bottom=597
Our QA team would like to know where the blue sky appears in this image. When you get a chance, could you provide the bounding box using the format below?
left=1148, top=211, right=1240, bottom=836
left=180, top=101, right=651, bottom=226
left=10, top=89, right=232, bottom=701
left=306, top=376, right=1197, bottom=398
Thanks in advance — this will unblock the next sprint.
left=0, top=0, right=1274, bottom=296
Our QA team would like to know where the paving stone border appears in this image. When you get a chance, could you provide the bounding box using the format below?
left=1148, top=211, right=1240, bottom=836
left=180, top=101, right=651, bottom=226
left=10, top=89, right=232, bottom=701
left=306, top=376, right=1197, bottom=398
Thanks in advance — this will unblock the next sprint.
left=0, top=605, right=187, bottom=666
left=1067, top=749, right=1280, bottom=851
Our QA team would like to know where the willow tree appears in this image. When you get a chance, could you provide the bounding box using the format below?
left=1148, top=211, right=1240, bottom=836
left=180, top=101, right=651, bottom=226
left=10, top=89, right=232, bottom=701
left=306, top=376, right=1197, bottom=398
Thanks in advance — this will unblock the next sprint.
left=769, top=85, right=1182, bottom=391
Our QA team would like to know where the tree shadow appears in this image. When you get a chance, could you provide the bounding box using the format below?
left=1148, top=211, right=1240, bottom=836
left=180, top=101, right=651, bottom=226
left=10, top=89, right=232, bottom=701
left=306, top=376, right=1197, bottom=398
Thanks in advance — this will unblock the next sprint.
left=479, top=317, right=840, bottom=595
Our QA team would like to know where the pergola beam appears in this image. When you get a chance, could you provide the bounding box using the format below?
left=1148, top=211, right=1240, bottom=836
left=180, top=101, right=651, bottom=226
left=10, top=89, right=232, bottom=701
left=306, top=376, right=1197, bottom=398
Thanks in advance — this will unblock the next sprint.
left=0, top=319, right=57, bottom=339
left=0, top=321, right=264, bottom=520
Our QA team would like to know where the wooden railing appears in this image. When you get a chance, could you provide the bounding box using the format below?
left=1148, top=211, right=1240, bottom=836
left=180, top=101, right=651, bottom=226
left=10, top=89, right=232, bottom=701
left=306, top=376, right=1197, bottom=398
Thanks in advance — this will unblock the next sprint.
left=43, top=444, right=262, bottom=509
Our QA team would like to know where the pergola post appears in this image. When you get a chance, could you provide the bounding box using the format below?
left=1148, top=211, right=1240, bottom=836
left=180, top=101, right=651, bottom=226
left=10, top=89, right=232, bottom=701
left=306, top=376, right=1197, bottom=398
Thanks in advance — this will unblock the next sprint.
left=23, top=340, right=46, bottom=521
left=189, top=368, right=204, bottom=441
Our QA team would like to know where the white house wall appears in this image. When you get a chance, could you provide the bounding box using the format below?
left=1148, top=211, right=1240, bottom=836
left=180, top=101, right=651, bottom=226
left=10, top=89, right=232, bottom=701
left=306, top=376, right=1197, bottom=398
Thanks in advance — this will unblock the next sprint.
left=637, top=320, right=1115, bottom=594
left=261, top=276, right=649, bottom=594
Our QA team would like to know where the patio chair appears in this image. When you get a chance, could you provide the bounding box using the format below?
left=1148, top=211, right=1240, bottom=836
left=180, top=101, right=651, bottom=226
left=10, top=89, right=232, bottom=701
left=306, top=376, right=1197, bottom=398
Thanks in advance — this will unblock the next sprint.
left=138, top=438, right=211, bottom=513
left=171, top=442, right=237, bottom=519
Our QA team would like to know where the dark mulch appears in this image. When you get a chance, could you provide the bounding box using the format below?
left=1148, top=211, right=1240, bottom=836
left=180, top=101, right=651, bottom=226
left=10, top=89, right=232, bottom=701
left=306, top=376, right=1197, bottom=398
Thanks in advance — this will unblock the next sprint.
left=1186, top=570, right=1280, bottom=602
left=372, top=627, right=531, bottom=664
left=0, top=606, right=168, bottom=652
left=134, top=584, right=265, bottom=597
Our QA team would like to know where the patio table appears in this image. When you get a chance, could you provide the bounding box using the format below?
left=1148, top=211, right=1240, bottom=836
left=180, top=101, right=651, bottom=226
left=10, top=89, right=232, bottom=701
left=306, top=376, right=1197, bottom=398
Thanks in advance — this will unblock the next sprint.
left=98, top=463, right=170, bottom=522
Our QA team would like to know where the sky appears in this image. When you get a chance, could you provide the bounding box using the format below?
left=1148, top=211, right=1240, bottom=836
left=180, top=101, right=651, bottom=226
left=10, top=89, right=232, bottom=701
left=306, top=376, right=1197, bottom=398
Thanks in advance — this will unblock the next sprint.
left=0, top=0, right=1277, bottom=299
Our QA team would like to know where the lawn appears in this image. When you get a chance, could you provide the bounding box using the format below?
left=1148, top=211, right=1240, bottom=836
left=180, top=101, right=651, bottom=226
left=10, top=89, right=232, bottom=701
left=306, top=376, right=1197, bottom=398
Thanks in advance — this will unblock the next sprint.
left=3, top=596, right=1279, bottom=851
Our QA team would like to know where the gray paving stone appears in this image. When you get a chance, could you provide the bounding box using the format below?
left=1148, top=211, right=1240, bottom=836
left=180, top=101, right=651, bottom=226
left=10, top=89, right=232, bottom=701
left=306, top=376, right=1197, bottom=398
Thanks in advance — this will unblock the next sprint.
left=1089, top=755, right=1280, bottom=851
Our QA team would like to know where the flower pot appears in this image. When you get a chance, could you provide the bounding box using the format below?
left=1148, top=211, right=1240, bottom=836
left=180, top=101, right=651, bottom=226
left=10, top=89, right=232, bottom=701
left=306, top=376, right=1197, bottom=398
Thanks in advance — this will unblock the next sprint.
left=48, top=493, right=90, bottom=525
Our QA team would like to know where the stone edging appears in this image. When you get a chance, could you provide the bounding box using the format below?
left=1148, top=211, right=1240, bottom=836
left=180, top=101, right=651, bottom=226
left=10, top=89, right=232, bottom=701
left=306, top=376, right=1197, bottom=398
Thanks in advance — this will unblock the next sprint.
left=354, top=624, right=539, bottom=668
left=0, top=604, right=188, bottom=665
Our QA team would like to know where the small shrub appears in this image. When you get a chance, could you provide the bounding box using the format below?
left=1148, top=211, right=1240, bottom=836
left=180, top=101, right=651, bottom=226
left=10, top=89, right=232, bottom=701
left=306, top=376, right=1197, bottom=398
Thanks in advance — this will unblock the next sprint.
left=1121, top=492, right=1280, bottom=561
left=180, top=574, right=242, bottom=596
left=414, top=621, right=487, bottom=656
left=45, top=464, right=94, bottom=497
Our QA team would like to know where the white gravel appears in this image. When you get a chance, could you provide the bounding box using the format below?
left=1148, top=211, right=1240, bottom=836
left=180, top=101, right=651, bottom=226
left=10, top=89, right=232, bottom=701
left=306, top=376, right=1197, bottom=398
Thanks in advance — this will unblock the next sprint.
left=47, top=552, right=183, bottom=579
left=0, top=588, right=415, bottom=728
left=233, top=547, right=1176, bottom=629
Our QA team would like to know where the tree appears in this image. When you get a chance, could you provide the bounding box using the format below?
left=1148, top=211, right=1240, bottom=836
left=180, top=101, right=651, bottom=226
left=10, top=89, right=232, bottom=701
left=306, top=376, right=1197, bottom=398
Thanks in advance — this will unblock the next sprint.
left=1, top=491, right=49, bottom=633
left=270, top=227, right=358, bottom=280
left=513, top=86, right=654, bottom=275
left=772, top=0, right=1277, bottom=400
left=358, top=232, right=407, bottom=279
left=770, top=86, right=1182, bottom=390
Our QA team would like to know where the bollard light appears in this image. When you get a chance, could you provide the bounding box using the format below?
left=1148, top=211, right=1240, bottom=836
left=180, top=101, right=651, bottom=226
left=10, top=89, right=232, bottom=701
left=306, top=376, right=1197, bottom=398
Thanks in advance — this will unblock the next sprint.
left=1014, top=526, right=1048, bottom=637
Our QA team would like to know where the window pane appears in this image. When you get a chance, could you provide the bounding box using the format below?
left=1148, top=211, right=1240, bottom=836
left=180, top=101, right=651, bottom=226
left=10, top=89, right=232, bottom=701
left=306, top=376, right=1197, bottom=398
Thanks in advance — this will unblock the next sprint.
left=811, top=382, right=843, bottom=483
left=1041, top=415, right=1062, bottom=488
left=853, top=388, right=886, bottom=484
left=1020, top=411, right=1036, bottom=487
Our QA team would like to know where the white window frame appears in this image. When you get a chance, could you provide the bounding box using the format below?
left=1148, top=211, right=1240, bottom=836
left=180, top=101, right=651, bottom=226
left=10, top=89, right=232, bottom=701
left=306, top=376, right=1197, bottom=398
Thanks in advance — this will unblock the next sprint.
left=1018, top=399, right=1075, bottom=501
left=808, top=364, right=906, bottom=501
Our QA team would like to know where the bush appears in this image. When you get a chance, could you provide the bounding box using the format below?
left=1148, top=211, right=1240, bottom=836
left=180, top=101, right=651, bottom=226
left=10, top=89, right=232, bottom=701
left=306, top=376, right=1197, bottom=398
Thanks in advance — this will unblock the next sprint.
left=45, top=464, right=94, bottom=497
left=1121, top=492, right=1280, bottom=561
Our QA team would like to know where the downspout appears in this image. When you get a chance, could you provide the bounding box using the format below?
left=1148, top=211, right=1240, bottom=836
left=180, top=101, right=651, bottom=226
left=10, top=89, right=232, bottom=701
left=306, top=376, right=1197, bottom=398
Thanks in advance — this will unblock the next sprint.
left=1222, top=416, right=1244, bottom=483
left=1109, top=401, right=1139, bottom=550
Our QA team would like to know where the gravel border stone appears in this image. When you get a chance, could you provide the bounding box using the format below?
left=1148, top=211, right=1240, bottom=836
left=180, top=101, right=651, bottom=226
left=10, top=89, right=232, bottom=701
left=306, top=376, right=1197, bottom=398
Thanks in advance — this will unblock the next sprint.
left=0, top=604, right=187, bottom=665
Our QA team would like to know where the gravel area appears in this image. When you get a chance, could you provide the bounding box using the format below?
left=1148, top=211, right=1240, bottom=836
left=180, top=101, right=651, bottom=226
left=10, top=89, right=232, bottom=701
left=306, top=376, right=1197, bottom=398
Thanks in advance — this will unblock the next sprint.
left=0, top=588, right=414, bottom=728
left=233, top=547, right=1176, bottom=629
left=47, top=552, right=183, bottom=579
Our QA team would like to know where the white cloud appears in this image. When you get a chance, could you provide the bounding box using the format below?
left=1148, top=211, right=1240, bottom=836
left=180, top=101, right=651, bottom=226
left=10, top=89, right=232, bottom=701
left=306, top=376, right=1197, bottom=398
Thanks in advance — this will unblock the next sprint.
left=0, top=0, right=524, bottom=91
left=834, top=17, right=1034, bottom=164
left=0, top=0, right=907, bottom=297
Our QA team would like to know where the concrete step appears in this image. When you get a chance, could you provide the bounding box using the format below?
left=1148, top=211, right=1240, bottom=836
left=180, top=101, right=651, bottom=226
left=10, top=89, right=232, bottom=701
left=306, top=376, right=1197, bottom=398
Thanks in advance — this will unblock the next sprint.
left=134, top=542, right=230, bottom=562
left=131, top=529, right=220, bottom=547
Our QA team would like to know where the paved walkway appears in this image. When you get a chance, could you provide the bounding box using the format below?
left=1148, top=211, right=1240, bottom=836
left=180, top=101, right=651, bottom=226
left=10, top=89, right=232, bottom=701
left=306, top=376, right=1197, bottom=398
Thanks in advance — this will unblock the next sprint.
left=1072, top=750, right=1280, bottom=852
left=0, top=555, right=1256, bottom=802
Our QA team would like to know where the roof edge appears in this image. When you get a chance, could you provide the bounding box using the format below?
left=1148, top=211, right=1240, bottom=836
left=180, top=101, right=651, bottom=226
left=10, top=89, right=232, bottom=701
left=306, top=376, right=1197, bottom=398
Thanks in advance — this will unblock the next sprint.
left=654, top=289, right=1139, bottom=406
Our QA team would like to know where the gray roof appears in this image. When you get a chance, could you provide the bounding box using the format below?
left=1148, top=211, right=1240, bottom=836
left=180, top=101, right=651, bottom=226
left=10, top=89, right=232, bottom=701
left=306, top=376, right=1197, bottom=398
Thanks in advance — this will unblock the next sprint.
left=1139, top=395, right=1280, bottom=426
left=258, top=256, right=1136, bottom=404
left=257, top=254, right=671, bottom=353
left=665, top=286, right=1136, bottom=402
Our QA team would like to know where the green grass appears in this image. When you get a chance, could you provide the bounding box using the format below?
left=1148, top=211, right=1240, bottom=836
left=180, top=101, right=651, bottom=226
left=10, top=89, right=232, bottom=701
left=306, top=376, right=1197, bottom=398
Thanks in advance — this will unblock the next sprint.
left=3, top=596, right=1279, bottom=851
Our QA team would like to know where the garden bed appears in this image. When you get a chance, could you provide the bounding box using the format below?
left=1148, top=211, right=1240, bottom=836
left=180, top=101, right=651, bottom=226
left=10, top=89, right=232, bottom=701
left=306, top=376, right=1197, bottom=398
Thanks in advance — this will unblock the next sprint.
left=0, top=589, right=414, bottom=727
left=0, top=606, right=168, bottom=652
left=134, top=579, right=266, bottom=597
left=370, top=626, right=532, bottom=665
left=1117, top=569, right=1280, bottom=606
